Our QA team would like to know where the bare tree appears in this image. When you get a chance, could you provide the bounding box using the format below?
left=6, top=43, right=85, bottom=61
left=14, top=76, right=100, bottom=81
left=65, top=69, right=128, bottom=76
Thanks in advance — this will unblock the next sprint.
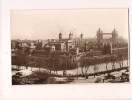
left=103, top=56, right=110, bottom=71
left=93, top=65, right=99, bottom=77
left=80, top=57, right=85, bottom=75
left=92, top=57, right=101, bottom=77
left=16, top=51, right=27, bottom=70
left=110, top=55, right=117, bottom=69
left=80, top=57, right=94, bottom=79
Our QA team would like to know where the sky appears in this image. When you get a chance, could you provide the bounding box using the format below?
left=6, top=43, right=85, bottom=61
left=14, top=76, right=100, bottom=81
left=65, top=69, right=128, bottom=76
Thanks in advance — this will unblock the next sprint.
left=10, top=9, right=128, bottom=40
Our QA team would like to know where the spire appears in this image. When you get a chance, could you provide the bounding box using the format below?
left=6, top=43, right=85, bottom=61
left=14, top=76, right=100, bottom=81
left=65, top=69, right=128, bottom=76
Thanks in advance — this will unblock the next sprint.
left=112, top=28, right=117, bottom=33
left=97, top=28, right=102, bottom=33
left=59, top=30, right=62, bottom=40
left=80, top=31, right=83, bottom=39
left=69, top=30, right=73, bottom=40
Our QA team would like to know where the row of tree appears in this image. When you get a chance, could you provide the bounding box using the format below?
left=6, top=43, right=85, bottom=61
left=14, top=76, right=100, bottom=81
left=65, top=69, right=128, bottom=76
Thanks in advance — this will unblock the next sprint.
left=12, top=50, right=128, bottom=79
left=13, top=51, right=80, bottom=75
left=80, top=54, right=128, bottom=79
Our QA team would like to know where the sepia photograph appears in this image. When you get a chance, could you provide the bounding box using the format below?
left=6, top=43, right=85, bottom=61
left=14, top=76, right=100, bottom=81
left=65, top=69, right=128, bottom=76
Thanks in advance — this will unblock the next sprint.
left=11, top=9, right=129, bottom=85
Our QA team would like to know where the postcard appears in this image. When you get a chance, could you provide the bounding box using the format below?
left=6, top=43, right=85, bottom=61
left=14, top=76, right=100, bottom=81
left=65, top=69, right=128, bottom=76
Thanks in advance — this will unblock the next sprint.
left=11, top=9, right=129, bottom=85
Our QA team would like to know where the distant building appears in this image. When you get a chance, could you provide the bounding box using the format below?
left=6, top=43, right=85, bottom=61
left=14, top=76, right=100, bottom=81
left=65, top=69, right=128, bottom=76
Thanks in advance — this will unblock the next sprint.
left=44, top=31, right=85, bottom=52
left=47, top=41, right=66, bottom=52
left=11, top=39, right=36, bottom=54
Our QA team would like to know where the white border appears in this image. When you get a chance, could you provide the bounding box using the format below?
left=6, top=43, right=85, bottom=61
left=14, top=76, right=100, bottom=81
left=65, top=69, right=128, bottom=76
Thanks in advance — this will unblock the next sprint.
left=1, top=0, right=132, bottom=100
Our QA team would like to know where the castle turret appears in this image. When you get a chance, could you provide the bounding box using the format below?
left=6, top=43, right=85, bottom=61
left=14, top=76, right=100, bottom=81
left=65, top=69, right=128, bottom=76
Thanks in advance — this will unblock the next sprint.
left=97, top=28, right=103, bottom=50
left=59, top=30, right=62, bottom=40
left=69, top=31, right=73, bottom=40
left=97, top=28, right=103, bottom=43
left=80, top=33, right=83, bottom=40
left=112, top=28, right=118, bottom=43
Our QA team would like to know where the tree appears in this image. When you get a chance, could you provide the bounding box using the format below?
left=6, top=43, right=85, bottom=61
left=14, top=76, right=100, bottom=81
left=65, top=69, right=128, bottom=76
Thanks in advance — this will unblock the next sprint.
left=102, top=43, right=111, bottom=55
left=107, top=43, right=111, bottom=54
left=53, top=58, right=60, bottom=74
left=35, top=42, right=42, bottom=50
left=110, top=55, right=117, bottom=69
left=85, top=58, right=93, bottom=79
left=102, top=44, right=107, bottom=55
left=80, top=57, right=85, bottom=75
left=92, top=57, right=101, bottom=77
left=80, top=57, right=94, bottom=79
left=103, top=56, right=111, bottom=71
left=46, top=58, right=53, bottom=74
left=24, top=47, right=31, bottom=55
left=16, top=51, right=26, bottom=70
left=116, top=55, right=124, bottom=68
left=24, top=55, right=31, bottom=69
left=74, top=56, right=80, bottom=79
left=34, top=58, right=43, bottom=71
left=29, top=56, right=37, bottom=70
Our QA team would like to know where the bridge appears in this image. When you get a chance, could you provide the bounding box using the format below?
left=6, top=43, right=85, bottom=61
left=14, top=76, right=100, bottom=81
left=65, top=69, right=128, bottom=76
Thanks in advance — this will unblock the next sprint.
left=86, top=28, right=128, bottom=55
